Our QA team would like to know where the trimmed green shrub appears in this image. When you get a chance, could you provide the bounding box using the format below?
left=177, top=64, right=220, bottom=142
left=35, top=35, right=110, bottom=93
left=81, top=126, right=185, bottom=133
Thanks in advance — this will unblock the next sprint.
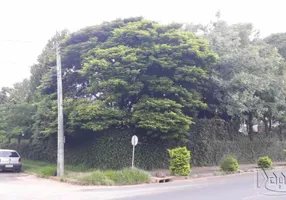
left=168, top=147, right=191, bottom=176
left=257, top=156, right=272, bottom=169
left=220, top=156, right=239, bottom=172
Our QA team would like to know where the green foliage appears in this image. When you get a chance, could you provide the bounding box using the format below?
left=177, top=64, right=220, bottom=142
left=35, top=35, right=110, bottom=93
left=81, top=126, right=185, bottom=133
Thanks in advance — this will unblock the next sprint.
left=78, top=171, right=114, bottom=185
left=104, top=168, right=151, bottom=185
left=265, top=33, right=286, bottom=60
left=77, top=168, right=150, bottom=186
left=6, top=119, right=286, bottom=171
left=132, top=97, right=193, bottom=141
left=257, top=156, right=273, bottom=169
left=220, top=156, right=239, bottom=172
left=22, top=160, right=150, bottom=186
left=168, top=147, right=191, bottom=176
left=188, top=119, right=286, bottom=166
left=69, top=99, right=125, bottom=132
left=0, top=17, right=217, bottom=142
left=8, top=79, right=33, bottom=103
left=34, top=166, right=57, bottom=177
left=0, top=102, right=36, bottom=141
left=187, top=20, right=286, bottom=139
left=78, top=18, right=217, bottom=140
left=5, top=131, right=171, bottom=171
left=3, top=17, right=286, bottom=172
left=21, top=165, right=33, bottom=171
left=65, top=164, right=92, bottom=172
left=0, top=89, right=9, bottom=104
left=31, top=95, right=57, bottom=136
left=22, top=159, right=50, bottom=167
left=23, top=159, right=92, bottom=173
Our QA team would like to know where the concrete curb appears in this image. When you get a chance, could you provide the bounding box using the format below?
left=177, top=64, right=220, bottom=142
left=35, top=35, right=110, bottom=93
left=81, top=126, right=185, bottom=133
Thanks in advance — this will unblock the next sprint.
left=23, top=171, right=85, bottom=185
left=24, top=165, right=286, bottom=186
left=192, top=166, right=286, bottom=178
left=151, top=165, right=286, bottom=183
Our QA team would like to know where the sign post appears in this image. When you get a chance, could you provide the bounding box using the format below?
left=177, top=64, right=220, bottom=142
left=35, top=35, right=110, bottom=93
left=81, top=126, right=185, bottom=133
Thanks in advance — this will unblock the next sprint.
left=131, top=135, right=138, bottom=168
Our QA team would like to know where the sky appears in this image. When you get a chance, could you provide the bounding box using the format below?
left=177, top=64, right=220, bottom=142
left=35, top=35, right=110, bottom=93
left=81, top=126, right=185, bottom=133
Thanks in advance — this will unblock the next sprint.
left=0, top=0, right=285, bottom=88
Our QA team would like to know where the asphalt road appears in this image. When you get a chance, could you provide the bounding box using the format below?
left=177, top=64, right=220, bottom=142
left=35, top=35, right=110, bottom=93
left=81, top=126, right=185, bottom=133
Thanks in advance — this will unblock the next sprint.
left=1, top=170, right=286, bottom=200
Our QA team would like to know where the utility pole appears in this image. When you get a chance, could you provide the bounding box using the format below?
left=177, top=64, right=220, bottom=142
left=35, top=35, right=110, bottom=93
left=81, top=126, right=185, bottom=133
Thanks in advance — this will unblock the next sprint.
left=56, top=35, right=64, bottom=177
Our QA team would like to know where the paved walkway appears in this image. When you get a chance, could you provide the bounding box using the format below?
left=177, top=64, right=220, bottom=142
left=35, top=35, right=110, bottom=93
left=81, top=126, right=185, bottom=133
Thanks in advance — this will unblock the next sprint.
left=3, top=169, right=286, bottom=200
left=151, top=162, right=286, bottom=178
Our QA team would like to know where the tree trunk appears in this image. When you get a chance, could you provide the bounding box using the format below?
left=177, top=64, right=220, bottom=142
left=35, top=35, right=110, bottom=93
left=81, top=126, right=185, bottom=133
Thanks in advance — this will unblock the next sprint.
left=248, top=113, right=254, bottom=141
left=269, top=114, right=272, bottom=131
left=279, top=123, right=283, bottom=141
left=263, top=116, right=269, bottom=136
left=17, top=135, right=21, bottom=144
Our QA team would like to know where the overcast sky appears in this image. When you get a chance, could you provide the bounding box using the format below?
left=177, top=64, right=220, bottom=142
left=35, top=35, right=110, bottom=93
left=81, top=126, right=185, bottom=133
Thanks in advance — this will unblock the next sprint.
left=0, top=0, right=285, bottom=88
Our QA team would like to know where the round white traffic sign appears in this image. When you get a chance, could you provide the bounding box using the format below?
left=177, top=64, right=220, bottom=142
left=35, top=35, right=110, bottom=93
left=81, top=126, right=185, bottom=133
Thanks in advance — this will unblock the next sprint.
left=131, top=135, right=138, bottom=146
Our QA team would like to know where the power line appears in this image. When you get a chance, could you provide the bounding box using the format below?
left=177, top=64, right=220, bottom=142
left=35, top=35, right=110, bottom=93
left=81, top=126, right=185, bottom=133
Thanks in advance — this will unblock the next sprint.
left=0, top=40, right=35, bottom=44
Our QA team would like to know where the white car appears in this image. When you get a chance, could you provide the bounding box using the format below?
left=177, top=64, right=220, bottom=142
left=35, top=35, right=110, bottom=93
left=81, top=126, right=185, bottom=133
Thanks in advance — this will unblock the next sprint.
left=0, top=149, right=22, bottom=172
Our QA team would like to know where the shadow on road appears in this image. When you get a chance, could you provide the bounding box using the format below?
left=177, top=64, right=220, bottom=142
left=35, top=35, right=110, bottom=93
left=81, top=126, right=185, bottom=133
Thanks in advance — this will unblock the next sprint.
left=0, top=170, right=28, bottom=178
left=0, top=170, right=20, bottom=173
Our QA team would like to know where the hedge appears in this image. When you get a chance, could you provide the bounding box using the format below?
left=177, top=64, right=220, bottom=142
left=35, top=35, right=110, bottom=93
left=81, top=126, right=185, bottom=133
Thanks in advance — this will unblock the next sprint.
left=2, top=130, right=172, bottom=170
left=2, top=119, right=286, bottom=170
left=188, top=119, right=286, bottom=166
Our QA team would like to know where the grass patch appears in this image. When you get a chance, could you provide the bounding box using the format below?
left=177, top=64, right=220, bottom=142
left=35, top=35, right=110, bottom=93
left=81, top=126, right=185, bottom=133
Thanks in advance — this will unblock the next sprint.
left=21, top=165, right=33, bottom=171
left=22, top=159, right=56, bottom=176
left=24, top=165, right=56, bottom=177
left=22, top=159, right=51, bottom=167
left=33, top=166, right=57, bottom=177
left=104, top=168, right=151, bottom=185
left=22, top=159, right=151, bottom=186
left=76, top=168, right=151, bottom=186
left=78, top=170, right=115, bottom=185
left=22, top=159, right=92, bottom=172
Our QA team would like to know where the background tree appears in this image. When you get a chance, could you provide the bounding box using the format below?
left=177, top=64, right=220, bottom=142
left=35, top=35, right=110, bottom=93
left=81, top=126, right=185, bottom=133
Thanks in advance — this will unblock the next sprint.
left=186, top=20, right=286, bottom=140
left=265, top=33, right=286, bottom=60
left=0, top=83, right=36, bottom=143
left=77, top=19, right=217, bottom=140
left=0, top=18, right=217, bottom=142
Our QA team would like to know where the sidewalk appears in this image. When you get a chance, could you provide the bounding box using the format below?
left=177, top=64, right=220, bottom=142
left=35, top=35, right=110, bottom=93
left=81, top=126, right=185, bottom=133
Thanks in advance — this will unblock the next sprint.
left=151, top=162, right=286, bottom=178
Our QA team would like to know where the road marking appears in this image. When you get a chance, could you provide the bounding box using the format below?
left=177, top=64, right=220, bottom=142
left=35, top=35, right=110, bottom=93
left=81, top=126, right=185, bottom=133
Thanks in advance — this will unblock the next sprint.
left=243, top=193, right=286, bottom=199
left=243, top=194, right=264, bottom=199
